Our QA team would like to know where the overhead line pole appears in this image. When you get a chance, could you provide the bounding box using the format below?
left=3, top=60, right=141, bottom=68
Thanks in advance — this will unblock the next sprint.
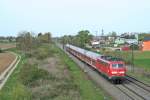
left=131, top=43, right=134, bottom=73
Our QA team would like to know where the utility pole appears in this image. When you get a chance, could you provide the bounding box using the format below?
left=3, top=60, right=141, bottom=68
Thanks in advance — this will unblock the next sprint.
left=131, top=43, right=134, bottom=72
left=95, top=31, right=98, bottom=37
left=101, top=28, right=104, bottom=36
left=62, top=36, right=65, bottom=49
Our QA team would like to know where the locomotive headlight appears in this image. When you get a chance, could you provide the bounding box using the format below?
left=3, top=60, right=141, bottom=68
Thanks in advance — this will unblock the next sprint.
left=111, top=71, right=117, bottom=74
left=119, top=71, right=125, bottom=74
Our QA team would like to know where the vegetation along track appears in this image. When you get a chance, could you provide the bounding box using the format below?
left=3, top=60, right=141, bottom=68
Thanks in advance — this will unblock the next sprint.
left=114, top=75, right=150, bottom=100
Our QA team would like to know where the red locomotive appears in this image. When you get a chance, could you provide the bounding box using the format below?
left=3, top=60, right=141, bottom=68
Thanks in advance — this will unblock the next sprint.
left=66, top=44, right=126, bottom=83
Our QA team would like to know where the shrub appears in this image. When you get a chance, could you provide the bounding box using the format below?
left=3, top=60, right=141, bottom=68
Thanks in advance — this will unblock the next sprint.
left=0, top=48, right=3, bottom=53
left=11, top=83, right=31, bottom=100
left=19, top=63, right=50, bottom=86
left=34, top=47, right=49, bottom=59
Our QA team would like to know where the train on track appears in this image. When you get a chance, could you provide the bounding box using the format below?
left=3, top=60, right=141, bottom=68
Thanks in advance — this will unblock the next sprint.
left=65, top=44, right=126, bottom=84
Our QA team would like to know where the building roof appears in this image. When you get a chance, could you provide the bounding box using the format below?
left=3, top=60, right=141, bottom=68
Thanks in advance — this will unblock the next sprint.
left=143, top=37, right=150, bottom=41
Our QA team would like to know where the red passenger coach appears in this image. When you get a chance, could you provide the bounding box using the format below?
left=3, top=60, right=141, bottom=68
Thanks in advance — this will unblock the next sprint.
left=65, top=44, right=126, bottom=83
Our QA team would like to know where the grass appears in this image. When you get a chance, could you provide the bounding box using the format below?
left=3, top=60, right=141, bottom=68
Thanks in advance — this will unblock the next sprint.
left=133, top=51, right=150, bottom=70
left=134, top=59, right=150, bottom=69
left=0, top=44, right=112, bottom=100
left=127, top=71, right=150, bottom=84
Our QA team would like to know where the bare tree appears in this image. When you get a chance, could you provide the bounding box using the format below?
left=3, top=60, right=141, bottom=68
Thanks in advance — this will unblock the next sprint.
left=16, top=31, right=33, bottom=54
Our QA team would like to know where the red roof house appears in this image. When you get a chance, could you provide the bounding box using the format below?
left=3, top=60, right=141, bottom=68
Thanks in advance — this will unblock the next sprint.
left=142, top=37, right=150, bottom=51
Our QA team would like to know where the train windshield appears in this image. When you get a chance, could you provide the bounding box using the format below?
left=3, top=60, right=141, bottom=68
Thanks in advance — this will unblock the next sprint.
left=112, top=64, right=124, bottom=68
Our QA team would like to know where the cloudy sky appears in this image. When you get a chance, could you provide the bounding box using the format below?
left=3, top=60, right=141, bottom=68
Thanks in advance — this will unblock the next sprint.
left=0, top=0, right=150, bottom=37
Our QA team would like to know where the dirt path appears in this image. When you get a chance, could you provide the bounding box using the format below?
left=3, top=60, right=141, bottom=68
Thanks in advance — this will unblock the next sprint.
left=0, top=52, right=20, bottom=90
left=0, top=52, right=16, bottom=74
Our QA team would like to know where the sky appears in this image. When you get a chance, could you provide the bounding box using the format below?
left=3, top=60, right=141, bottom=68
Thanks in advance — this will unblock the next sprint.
left=0, top=0, right=150, bottom=37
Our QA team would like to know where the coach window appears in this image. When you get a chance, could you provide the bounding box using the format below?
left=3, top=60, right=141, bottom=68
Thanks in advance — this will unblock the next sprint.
left=92, top=60, right=96, bottom=65
left=99, top=60, right=102, bottom=64
left=105, top=62, right=107, bottom=67
left=103, top=62, right=106, bottom=66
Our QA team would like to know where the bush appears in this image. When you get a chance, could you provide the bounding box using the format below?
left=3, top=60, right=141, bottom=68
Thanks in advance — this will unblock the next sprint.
left=35, top=48, right=49, bottom=59
left=11, top=83, right=31, bottom=100
left=0, top=48, right=3, bottom=53
left=19, top=63, right=50, bottom=86
left=101, top=48, right=106, bottom=52
left=34, top=44, right=58, bottom=59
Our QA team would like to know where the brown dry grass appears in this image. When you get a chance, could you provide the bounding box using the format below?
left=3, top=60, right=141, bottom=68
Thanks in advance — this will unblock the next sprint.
left=0, top=43, right=16, bottom=49
left=27, top=55, right=81, bottom=100
left=0, top=52, right=16, bottom=74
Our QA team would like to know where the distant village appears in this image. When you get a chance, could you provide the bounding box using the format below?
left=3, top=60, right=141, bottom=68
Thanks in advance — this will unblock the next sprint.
left=90, top=31, right=150, bottom=51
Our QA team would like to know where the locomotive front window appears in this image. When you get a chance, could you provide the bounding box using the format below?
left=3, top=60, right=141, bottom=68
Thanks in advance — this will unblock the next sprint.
left=112, top=64, right=123, bottom=68
left=118, top=64, right=123, bottom=68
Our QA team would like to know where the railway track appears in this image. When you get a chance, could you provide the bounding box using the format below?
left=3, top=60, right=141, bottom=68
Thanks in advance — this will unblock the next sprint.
left=126, top=75, right=150, bottom=89
left=115, top=84, right=145, bottom=100
left=115, top=75, right=150, bottom=100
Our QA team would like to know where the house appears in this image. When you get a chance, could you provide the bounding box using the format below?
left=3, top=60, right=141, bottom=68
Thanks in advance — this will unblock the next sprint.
left=114, top=37, right=138, bottom=46
left=125, top=39, right=138, bottom=45
left=142, top=37, right=150, bottom=51
left=115, top=38, right=125, bottom=45
left=121, top=45, right=130, bottom=51
left=91, top=36, right=107, bottom=48
left=91, top=36, right=100, bottom=48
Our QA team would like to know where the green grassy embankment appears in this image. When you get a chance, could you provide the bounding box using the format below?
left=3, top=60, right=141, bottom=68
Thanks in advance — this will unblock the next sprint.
left=0, top=44, right=112, bottom=100
left=133, top=51, right=150, bottom=70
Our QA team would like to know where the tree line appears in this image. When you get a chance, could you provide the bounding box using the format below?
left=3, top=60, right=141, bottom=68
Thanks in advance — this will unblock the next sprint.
left=59, top=30, right=93, bottom=48
left=16, top=31, right=52, bottom=54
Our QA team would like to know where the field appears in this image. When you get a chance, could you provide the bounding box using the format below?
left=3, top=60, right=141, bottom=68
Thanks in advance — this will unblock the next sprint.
left=0, top=52, right=16, bottom=74
left=133, top=51, right=150, bottom=69
left=0, top=43, right=16, bottom=49
left=0, top=44, right=111, bottom=100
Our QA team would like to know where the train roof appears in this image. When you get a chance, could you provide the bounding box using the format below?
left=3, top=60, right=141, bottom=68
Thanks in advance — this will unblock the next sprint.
left=66, top=44, right=123, bottom=63
left=99, top=56, right=123, bottom=62
left=66, top=44, right=101, bottom=60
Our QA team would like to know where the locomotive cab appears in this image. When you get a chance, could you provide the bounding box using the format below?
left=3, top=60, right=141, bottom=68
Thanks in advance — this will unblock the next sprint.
left=109, top=61, right=126, bottom=83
